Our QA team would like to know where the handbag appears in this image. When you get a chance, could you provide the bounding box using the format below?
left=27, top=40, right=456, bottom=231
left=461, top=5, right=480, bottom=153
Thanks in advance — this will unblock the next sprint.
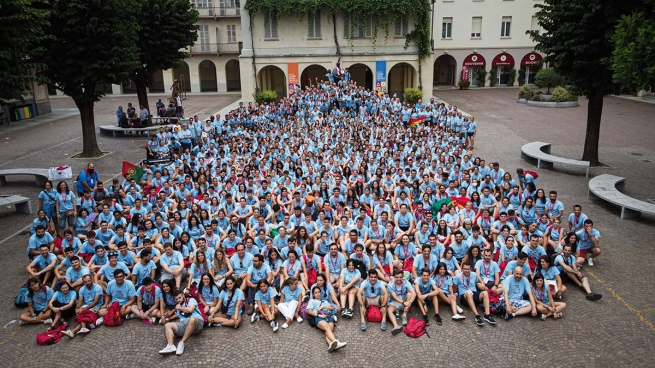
left=48, top=165, right=73, bottom=180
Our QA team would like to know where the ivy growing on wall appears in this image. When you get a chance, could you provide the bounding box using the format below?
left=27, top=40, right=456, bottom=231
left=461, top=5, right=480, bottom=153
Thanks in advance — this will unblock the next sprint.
left=244, top=0, right=433, bottom=59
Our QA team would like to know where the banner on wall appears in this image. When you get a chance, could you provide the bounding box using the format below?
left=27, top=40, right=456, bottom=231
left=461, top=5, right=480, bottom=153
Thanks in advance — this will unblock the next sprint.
left=376, top=60, right=387, bottom=95
left=288, top=62, right=299, bottom=96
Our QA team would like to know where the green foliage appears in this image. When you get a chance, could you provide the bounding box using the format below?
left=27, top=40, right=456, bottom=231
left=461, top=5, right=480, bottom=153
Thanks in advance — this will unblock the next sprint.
left=0, top=0, right=50, bottom=104
left=253, top=90, right=278, bottom=104
left=488, top=69, right=497, bottom=86
left=534, top=68, right=561, bottom=94
left=532, top=91, right=542, bottom=101
left=244, top=0, right=433, bottom=59
left=551, top=86, right=579, bottom=102
left=518, top=68, right=526, bottom=84
left=458, top=79, right=470, bottom=89
left=518, top=85, right=533, bottom=99
left=130, top=0, right=199, bottom=106
left=508, top=68, right=517, bottom=86
left=477, top=69, right=487, bottom=86
left=40, top=0, right=140, bottom=104
left=403, top=88, right=423, bottom=104
left=612, top=11, right=655, bottom=92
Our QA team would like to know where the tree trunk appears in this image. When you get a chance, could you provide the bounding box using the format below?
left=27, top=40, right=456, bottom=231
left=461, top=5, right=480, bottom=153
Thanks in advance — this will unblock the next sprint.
left=134, top=79, right=150, bottom=113
left=332, top=13, right=341, bottom=56
left=74, top=98, right=103, bottom=158
left=582, top=87, right=603, bottom=166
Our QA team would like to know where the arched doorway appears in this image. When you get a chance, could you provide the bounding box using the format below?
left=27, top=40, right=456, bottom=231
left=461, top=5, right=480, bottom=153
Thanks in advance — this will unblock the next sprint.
left=462, top=53, right=486, bottom=87
left=301, top=65, right=329, bottom=89
left=199, top=60, right=218, bottom=92
left=172, top=61, right=191, bottom=92
left=225, top=59, right=241, bottom=92
left=258, top=65, right=286, bottom=100
left=347, top=63, right=373, bottom=90
left=433, top=55, right=456, bottom=86
left=492, top=53, right=515, bottom=85
left=520, top=52, right=543, bottom=84
left=388, top=62, right=416, bottom=100
left=151, top=70, right=165, bottom=93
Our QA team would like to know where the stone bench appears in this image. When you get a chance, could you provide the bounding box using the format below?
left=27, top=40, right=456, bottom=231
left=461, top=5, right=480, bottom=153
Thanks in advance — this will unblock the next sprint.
left=0, top=169, right=49, bottom=187
left=0, top=195, right=32, bottom=214
left=151, top=116, right=185, bottom=126
left=588, top=174, right=655, bottom=219
left=521, top=141, right=590, bottom=177
left=99, top=124, right=178, bottom=137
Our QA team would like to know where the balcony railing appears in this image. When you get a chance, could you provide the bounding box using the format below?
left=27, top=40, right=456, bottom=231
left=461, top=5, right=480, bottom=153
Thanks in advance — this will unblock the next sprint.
left=195, top=6, right=240, bottom=18
left=189, top=42, right=242, bottom=55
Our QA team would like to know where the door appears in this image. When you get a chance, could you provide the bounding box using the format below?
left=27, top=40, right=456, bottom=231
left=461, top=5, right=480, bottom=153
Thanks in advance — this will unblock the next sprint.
left=498, top=66, right=509, bottom=85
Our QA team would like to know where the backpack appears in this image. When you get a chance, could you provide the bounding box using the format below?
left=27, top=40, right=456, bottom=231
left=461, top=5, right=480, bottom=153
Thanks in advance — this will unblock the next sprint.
left=104, top=301, right=123, bottom=327
left=366, top=305, right=383, bottom=323
left=352, top=259, right=368, bottom=280
left=524, top=170, right=539, bottom=179
left=303, top=255, right=318, bottom=287
left=185, top=297, right=208, bottom=325
left=14, top=284, right=30, bottom=308
left=36, top=324, right=66, bottom=345
left=299, top=301, right=309, bottom=320
left=404, top=317, right=430, bottom=338
left=75, top=309, right=98, bottom=327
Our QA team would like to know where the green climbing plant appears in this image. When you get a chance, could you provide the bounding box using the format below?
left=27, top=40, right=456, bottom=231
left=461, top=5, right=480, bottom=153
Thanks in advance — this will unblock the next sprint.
left=244, top=0, right=433, bottom=59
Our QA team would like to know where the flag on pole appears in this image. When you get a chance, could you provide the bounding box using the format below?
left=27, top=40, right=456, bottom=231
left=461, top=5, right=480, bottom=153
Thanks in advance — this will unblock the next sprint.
left=122, top=161, right=144, bottom=181
left=409, top=115, right=425, bottom=127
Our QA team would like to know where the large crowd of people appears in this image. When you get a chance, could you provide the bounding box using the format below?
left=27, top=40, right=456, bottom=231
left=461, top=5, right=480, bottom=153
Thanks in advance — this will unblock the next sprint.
left=22, top=70, right=602, bottom=355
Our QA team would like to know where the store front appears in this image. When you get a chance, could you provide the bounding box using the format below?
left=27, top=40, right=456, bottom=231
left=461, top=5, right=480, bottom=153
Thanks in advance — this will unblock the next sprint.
left=492, top=52, right=515, bottom=85
left=521, top=52, right=543, bottom=84
left=462, top=53, right=486, bottom=87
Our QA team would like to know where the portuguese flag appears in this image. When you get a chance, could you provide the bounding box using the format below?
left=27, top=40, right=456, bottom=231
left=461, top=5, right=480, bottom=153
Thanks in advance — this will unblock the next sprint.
left=122, top=161, right=144, bottom=180
left=410, top=115, right=425, bottom=127
left=431, top=196, right=470, bottom=216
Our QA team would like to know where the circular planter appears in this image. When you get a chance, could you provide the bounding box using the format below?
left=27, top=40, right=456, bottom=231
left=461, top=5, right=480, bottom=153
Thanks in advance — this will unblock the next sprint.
left=518, top=98, right=528, bottom=104
left=540, top=94, right=553, bottom=101
left=526, top=100, right=579, bottom=108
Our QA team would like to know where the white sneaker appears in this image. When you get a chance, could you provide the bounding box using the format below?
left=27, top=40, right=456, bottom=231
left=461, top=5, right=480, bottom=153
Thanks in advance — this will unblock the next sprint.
left=176, top=341, right=185, bottom=356
left=125, top=313, right=136, bottom=320
left=95, top=317, right=104, bottom=326
left=452, top=314, right=466, bottom=321
left=328, top=340, right=338, bottom=352
left=250, top=313, right=260, bottom=323
left=61, top=329, right=75, bottom=338
left=150, top=317, right=157, bottom=324
left=332, top=314, right=338, bottom=322
left=43, top=318, right=53, bottom=325
left=271, top=321, right=279, bottom=332
left=587, top=257, right=594, bottom=266
left=19, top=320, right=27, bottom=325
left=159, top=344, right=177, bottom=355
left=78, top=327, right=90, bottom=334
left=335, top=340, right=347, bottom=350
left=296, top=317, right=303, bottom=323
left=281, top=323, right=289, bottom=329
left=159, top=318, right=167, bottom=325
left=456, top=306, right=464, bottom=314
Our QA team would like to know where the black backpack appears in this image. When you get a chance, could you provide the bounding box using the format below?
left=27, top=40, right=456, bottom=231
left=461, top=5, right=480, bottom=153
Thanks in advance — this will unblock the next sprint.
left=352, top=259, right=368, bottom=280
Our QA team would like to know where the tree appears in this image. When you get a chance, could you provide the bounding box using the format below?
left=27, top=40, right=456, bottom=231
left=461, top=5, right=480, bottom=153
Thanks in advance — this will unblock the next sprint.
left=528, top=0, right=650, bottom=166
left=131, top=0, right=198, bottom=113
left=534, top=68, right=562, bottom=94
left=0, top=0, right=50, bottom=104
left=40, top=0, right=140, bottom=157
left=612, top=11, right=655, bottom=93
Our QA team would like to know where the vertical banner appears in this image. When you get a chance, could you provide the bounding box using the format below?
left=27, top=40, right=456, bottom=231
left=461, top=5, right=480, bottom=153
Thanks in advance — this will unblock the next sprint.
left=288, top=62, right=299, bottom=97
left=376, top=60, right=387, bottom=95
left=461, top=66, right=469, bottom=82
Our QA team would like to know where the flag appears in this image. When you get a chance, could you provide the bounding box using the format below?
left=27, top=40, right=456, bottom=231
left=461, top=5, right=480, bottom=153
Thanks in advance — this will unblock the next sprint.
left=122, top=161, right=144, bottom=180
left=410, top=115, right=425, bottom=127
left=431, top=196, right=470, bottom=216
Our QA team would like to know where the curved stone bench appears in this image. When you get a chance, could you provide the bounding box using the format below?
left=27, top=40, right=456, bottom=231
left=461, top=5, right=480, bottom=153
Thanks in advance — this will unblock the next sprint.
left=521, top=141, right=590, bottom=177
left=526, top=101, right=579, bottom=108
left=589, top=175, right=655, bottom=219
left=99, top=124, right=178, bottom=137
left=0, top=195, right=32, bottom=214
left=0, top=169, right=49, bottom=187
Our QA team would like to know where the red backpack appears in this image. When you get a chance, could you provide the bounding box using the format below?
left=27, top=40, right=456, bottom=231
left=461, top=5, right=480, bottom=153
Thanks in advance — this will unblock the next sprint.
left=104, top=302, right=123, bottom=327
left=36, top=324, right=66, bottom=345
left=404, top=317, right=430, bottom=338
left=75, top=309, right=98, bottom=326
left=303, top=255, right=319, bottom=287
left=184, top=286, right=208, bottom=325
left=366, top=305, right=382, bottom=322
left=524, top=170, right=539, bottom=179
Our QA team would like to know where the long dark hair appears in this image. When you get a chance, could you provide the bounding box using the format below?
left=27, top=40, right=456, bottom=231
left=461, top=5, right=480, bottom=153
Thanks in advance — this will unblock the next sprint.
left=197, top=272, right=216, bottom=295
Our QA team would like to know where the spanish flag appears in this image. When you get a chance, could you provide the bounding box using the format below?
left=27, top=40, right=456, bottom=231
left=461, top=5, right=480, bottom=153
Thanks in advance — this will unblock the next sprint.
left=410, top=115, right=425, bottom=127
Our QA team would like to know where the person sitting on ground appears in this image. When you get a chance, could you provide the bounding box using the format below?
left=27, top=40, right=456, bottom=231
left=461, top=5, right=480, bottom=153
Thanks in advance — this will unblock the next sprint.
left=531, top=272, right=566, bottom=320
left=50, top=281, right=77, bottom=337
left=536, top=255, right=567, bottom=300
left=414, top=267, right=441, bottom=326
left=160, top=242, right=186, bottom=289
left=19, top=277, right=54, bottom=325
left=433, top=262, right=466, bottom=322
left=453, top=262, right=496, bottom=327
left=357, top=268, right=389, bottom=331
left=387, top=269, right=416, bottom=335
left=475, top=249, right=503, bottom=294
left=208, top=275, right=244, bottom=328
left=306, top=286, right=347, bottom=352
left=251, top=279, right=279, bottom=332
left=26, top=244, right=57, bottom=287
left=96, top=251, right=131, bottom=291
left=338, top=259, right=362, bottom=318
left=96, top=269, right=136, bottom=326
left=129, top=277, right=163, bottom=324
left=62, top=274, right=101, bottom=337
left=554, top=244, right=602, bottom=301
left=158, top=290, right=205, bottom=356
left=277, top=276, right=305, bottom=329
left=575, top=219, right=601, bottom=267
left=502, top=266, right=537, bottom=321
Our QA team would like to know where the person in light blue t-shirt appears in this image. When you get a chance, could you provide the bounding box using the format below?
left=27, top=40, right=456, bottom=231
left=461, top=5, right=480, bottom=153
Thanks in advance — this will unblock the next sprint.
left=502, top=265, right=536, bottom=321
left=158, top=290, right=204, bottom=356
left=97, top=269, right=137, bottom=324
left=130, top=277, right=163, bottom=324
left=49, top=281, right=77, bottom=332
left=252, top=279, right=279, bottom=332
left=208, top=276, right=244, bottom=328
left=19, top=278, right=54, bottom=325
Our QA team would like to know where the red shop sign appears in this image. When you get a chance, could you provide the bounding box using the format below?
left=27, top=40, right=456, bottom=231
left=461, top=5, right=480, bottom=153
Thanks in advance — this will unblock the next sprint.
left=520, top=52, right=543, bottom=66
left=463, top=53, right=486, bottom=67
left=492, top=53, right=515, bottom=67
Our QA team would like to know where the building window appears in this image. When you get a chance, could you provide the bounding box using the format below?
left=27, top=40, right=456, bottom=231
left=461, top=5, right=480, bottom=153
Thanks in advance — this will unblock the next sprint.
left=308, top=10, right=321, bottom=38
left=344, top=16, right=372, bottom=38
left=531, top=16, right=540, bottom=35
left=264, top=13, right=278, bottom=40
left=442, top=17, right=452, bottom=38
left=395, top=17, right=410, bottom=37
left=199, top=24, right=210, bottom=51
left=194, top=0, right=212, bottom=9
left=501, top=16, right=511, bottom=37
left=227, top=24, right=237, bottom=43
left=471, top=17, right=482, bottom=38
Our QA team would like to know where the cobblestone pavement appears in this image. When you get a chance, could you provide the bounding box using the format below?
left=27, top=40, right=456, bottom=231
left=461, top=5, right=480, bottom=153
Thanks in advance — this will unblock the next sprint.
left=0, top=92, right=653, bottom=367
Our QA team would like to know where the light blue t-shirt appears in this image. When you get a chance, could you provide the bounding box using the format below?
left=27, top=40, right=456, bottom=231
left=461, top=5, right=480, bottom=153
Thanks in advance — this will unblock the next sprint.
left=360, top=279, right=385, bottom=298
left=137, top=285, right=163, bottom=306
left=503, top=276, right=531, bottom=300
left=255, top=287, right=278, bottom=306
left=79, top=283, right=104, bottom=306
left=340, top=268, right=361, bottom=288
left=387, top=279, right=412, bottom=300
left=26, top=286, right=54, bottom=311
left=52, top=290, right=77, bottom=304
left=132, top=260, right=157, bottom=287
left=106, top=279, right=137, bottom=306
left=219, top=288, right=245, bottom=316
left=98, top=262, right=130, bottom=282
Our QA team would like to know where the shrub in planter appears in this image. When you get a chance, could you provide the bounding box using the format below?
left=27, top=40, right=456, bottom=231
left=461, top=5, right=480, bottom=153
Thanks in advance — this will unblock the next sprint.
left=508, top=69, right=517, bottom=86
left=518, top=85, right=533, bottom=99
left=477, top=69, right=487, bottom=87
left=551, top=86, right=569, bottom=102
left=458, top=79, right=471, bottom=90
left=489, top=69, right=497, bottom=87
left=532, top=91, right=542, bottom=101
left=403, top=88, right=423, bottom=105
left=253, top=90, right=277, bottom=104
left=534, top=68, right=562, bottom=94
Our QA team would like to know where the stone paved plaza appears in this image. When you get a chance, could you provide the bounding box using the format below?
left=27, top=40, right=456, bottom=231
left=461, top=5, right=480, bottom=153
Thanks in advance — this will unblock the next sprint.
left=0, top=90, right=653, bottom=367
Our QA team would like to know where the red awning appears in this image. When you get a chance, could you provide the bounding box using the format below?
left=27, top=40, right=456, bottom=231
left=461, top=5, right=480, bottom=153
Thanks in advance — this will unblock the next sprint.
left=462, top=53, right=486, bottom=67
left=520, top=52, right=543, bottom=66
left=492, top=53, right=515, bottom=67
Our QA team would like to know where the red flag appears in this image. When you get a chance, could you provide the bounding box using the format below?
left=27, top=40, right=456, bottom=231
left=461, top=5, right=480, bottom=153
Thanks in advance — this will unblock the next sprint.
left=121, top=161, right=144, bottom=180
left=410, top=116, right=425, bottom=127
